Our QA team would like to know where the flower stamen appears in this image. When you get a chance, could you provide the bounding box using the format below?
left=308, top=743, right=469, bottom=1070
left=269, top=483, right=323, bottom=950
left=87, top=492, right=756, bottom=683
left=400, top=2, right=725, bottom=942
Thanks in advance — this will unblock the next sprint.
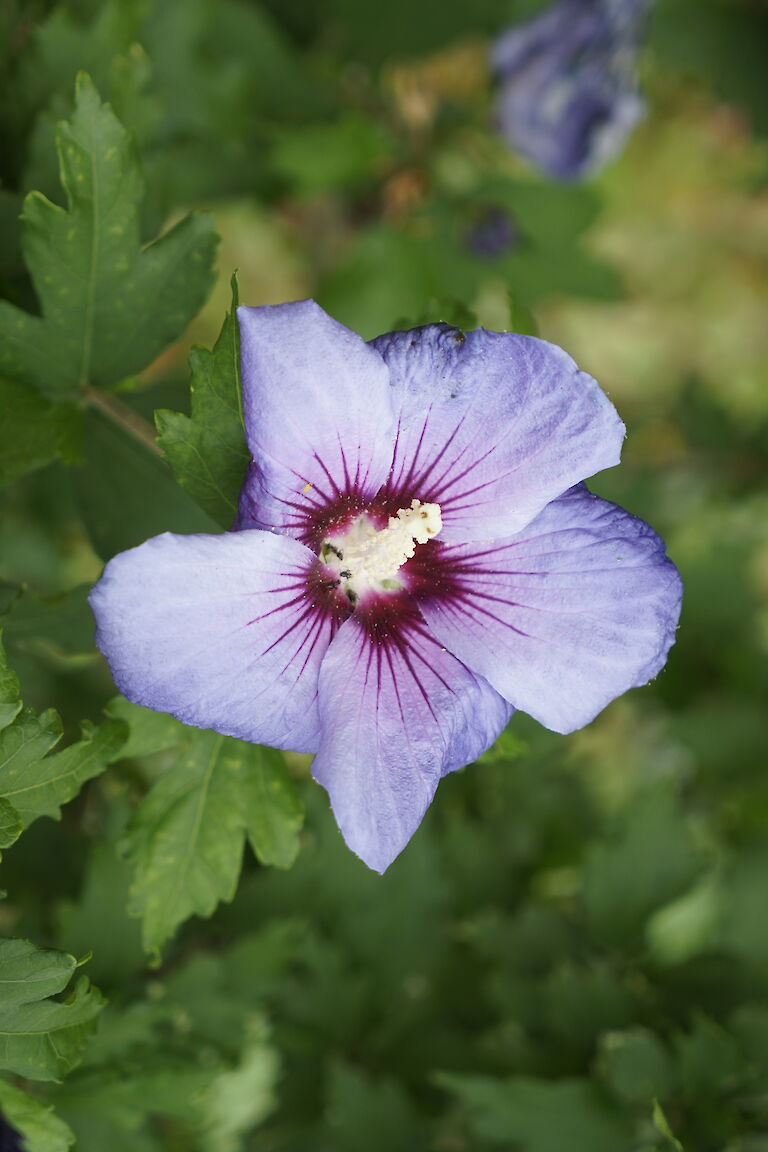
left=321, top=499, right=442, bottom=603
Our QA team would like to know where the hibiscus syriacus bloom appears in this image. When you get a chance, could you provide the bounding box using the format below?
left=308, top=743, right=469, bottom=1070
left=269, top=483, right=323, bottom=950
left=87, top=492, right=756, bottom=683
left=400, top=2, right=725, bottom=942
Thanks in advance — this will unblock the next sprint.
left=90, top=302, right=681, bottom=872
left=492, top=0, right=650, bottom=181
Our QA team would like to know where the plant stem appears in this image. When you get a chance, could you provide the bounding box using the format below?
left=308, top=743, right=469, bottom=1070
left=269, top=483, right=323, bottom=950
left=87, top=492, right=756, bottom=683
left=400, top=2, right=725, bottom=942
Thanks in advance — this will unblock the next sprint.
left=83, top=386, right=162, bottom=457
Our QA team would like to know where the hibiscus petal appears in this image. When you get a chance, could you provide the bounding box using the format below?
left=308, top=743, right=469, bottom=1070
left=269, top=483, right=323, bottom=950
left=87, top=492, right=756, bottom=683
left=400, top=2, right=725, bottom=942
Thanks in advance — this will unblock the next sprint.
left=413, top=486, right=682, bottom=733
left=491, top=0, right=646, bottom=181
left=90, top=530, right=345, bottom=752
left=371, top=324, right=624, bottom=543
left=236, top=300, right=396, bottom=541
left=312, top=602, right=512, bottom=873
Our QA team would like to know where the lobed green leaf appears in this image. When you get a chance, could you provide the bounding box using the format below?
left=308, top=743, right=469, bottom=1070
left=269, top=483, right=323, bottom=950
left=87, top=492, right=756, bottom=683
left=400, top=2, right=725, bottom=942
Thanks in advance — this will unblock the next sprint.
left=0, top=939, right=77, bottom=1010
left=0, top=718, right=127, bottom=829
left=155, top=274, right=249, bottom=528
left=0, top=631, right=21, bottom=731
left=0, top=72, right=217, bottom=398
left=0, top=1079, right=75, bottom=1152
left=0, top=797, right=22, bottom=851
left=436, top=1073, right=634, bottom=1152
left=0, top=939, right=103, bottom=1082
left=125, top=730, right=303, bottom=955
left=0, top=976, right=104, bottom=1082
left=242, top=747, right=304, bottom=870
left=0, top=633, right=128, bottom=839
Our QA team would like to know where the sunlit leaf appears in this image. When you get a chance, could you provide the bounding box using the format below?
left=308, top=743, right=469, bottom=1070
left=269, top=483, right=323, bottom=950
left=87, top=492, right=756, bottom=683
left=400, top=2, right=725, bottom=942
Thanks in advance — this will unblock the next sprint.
left=198, top=1016, right=279, bottom=1152
left=125, top=730, right=303, bottom=955
left=0, top=631, right=21, bottom=731
left=0, top=717, right=127, bottom=829
left=652, top=1100, right=685, bottom=1151
left=105, top=696, right=185, bottom=761
left=0, top=939, right=103, bottom=1081
left=0, top=797, right=22, bottom=851
left=0, top=1079, right=75, bottom=1152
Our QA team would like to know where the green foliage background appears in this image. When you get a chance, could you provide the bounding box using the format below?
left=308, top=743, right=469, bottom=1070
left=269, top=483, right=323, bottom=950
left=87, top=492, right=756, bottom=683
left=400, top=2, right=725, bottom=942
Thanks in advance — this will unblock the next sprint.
left=1, top=0, right=768, bottom=1149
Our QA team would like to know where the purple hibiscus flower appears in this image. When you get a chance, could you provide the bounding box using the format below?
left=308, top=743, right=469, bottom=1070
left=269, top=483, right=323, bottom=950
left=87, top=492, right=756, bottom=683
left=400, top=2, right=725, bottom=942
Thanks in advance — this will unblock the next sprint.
left=90, top=301, right=681, bottom=873
left=491, top=0, right=651, bottom=181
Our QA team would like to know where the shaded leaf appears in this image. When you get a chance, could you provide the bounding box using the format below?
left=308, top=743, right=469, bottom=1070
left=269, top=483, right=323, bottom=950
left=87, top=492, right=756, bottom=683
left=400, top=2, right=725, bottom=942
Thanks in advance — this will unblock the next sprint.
left=584, top=787, right=706, bottom=947
left=651, top=0, right=768, bottom=136
left=321, top=1062, right=427, bottom=1152
left=326, top=0, right=507, bottom=65
left=0, top=379, right=78, bottom=488
left=716, top=849, right=768, bottom=965
left=600, top=1029, right=678, bottom=1105
left=242, top=747, right=303, bottom=870
left=0, top=73, right=217, bottom=397
left=674, top=1014, right=747, bottom=1099
left=56, top=843, right=145, bottom=995
left=75, top=408, right=217, bottom=561
left=56, top=841, right=145, bottom=989
left=436, top=1073, right=634, bottom=1152
left=541, top=963, right=631, bottom=1058
left=155, top=275, right=249, bottom=528
left=104, top=697, right=185, bottom=761
left=2, top=585, right=96, bottom=660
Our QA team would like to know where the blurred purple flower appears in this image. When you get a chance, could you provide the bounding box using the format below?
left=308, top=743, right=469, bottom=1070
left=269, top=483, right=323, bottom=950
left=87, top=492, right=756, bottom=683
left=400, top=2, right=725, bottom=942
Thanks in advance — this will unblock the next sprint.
left=492, top=0, right=651, bottom=180
left=465, top=205, right=521, bottom=258
left=91, top=302, right=681, bottom=872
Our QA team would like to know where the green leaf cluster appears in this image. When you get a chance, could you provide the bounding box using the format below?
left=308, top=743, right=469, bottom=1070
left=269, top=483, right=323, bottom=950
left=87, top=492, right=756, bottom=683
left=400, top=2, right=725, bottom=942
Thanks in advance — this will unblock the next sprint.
left=109, top=698, right=303, bottom=956
left=40, top=954, right=281, bottom=1152
left=1, top=2, right=768, bottom=1151
left=0, top=938, right=104, bottom=1152
left=0, top=65, right=221, bottom=575
left=0, top=632, right=127, bottom=852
